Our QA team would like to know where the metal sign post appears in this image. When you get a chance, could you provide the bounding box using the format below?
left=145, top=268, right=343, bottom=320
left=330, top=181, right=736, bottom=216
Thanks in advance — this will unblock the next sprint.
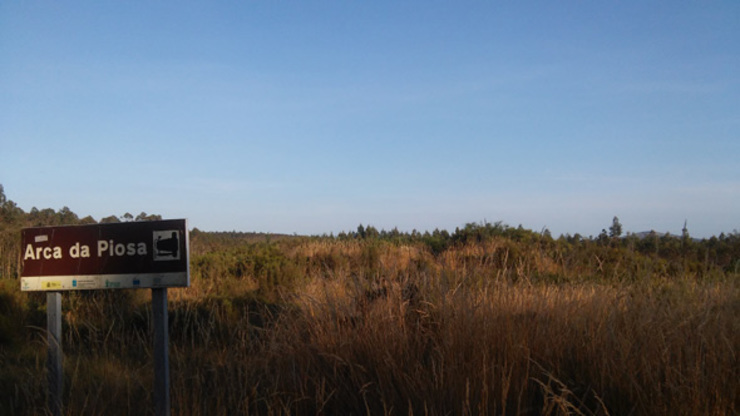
left=47, top=292, right=63, bottom=416
left=21, top=219, right=189, bottom=416
left=152, top=288, right=171, bottom=416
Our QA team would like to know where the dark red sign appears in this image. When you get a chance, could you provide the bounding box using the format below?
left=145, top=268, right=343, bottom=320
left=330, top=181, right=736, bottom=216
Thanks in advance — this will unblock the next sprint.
left=21, top=219, right=189, bottom=291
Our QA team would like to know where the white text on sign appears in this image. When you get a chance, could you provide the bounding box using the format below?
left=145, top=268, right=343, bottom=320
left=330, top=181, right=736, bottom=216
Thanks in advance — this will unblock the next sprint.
left=23, top=240, right=148, bottom=261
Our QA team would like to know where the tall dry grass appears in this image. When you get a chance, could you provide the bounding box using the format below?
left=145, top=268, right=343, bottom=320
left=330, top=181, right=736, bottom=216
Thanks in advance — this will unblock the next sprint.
left=280, top=272, right=738, bottom=415
left=2, top=238, right=738, bottom=415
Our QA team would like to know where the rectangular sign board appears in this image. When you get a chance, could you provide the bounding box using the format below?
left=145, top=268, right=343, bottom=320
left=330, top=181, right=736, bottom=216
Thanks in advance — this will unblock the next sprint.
left=21, top=219, right=189, bottom=291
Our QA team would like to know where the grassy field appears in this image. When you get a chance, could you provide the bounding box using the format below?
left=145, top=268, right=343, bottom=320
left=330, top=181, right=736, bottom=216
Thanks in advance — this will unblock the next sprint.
left=1, top=229, right=739, bottom=415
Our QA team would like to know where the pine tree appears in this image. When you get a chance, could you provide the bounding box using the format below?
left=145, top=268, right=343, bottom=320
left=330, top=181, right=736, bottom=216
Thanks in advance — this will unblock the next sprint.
left=609, top=216, right=623, bottom=238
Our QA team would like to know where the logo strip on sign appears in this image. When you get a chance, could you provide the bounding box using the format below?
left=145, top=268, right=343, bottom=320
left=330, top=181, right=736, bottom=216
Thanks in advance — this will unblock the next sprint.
left=20, top=272, right=188, bottom=291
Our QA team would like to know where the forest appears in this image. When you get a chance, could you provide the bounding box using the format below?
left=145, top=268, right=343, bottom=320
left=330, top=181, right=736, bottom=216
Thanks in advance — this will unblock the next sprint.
left=0, top=184, right=738, bottom=415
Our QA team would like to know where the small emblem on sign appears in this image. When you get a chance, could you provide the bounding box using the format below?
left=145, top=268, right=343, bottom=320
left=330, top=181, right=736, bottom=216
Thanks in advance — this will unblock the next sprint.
left=153, top=230, right=180, bottom=261
left=105, top=280, right=121, bottom=289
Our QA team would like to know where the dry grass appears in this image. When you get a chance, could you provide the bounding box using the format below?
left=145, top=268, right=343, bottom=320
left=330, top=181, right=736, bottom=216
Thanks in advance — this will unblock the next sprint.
left=281, top=275, right=738, bottom=415
left=1, top=238, right=738, bottom=415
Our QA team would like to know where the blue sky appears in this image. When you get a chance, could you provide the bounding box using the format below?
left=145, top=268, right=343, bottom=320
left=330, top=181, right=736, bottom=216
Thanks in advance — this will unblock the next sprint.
left=1, top=1, right=738, bottom=238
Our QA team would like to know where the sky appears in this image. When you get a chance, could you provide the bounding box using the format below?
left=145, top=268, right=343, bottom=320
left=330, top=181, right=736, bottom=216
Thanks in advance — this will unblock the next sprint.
left=1, top=1, right=738, bottom=238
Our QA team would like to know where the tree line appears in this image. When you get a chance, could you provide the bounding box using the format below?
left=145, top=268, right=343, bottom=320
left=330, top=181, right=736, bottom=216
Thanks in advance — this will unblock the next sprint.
left=336, top=219, right=740, bottom=274
left=2, top=184, right=739, bottom=281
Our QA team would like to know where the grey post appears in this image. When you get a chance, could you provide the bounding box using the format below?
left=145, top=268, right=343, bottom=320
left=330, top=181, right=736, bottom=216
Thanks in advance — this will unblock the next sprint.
left=152, top=288, right=171, bottom=416
left=47, top=292, right=63, bottom=416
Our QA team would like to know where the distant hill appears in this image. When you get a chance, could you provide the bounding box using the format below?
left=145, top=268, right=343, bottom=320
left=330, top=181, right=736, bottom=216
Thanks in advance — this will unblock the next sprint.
left=630, top=231, right=703, bottom=242
left=631, top=231, right=680, bottom=239
left=190, top=229, right=298, bottom=243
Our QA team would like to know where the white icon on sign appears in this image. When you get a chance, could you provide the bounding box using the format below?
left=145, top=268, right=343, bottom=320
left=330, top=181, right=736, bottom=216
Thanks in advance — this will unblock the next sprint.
left=153, top=230, right=180, bottom=261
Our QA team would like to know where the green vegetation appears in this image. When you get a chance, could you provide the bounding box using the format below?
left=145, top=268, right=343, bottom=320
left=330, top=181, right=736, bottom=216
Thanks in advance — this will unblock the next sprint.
left=1, top=185, right=738, bottom=415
